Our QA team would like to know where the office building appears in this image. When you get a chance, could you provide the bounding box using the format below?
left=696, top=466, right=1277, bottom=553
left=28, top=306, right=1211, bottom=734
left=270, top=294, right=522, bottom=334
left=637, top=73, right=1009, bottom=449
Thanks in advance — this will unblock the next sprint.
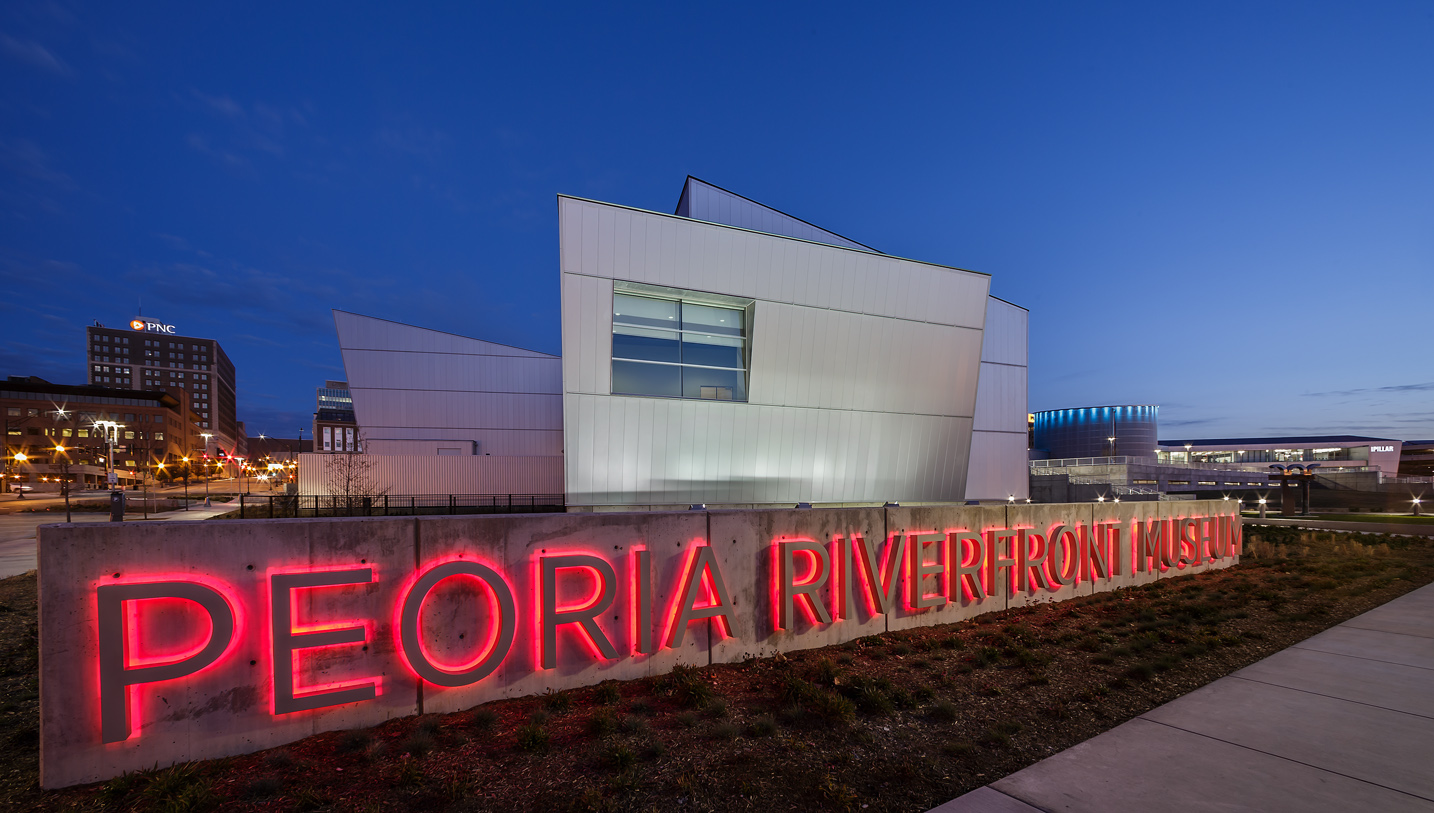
left=85, top=318, right=239, bottom=453
left=313, top=380, right=360, bottom=453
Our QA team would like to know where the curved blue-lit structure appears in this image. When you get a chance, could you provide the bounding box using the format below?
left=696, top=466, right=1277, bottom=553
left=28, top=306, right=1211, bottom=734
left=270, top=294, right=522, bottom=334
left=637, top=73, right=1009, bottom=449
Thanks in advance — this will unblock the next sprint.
left=1033, top=405, right=1159, bottom=459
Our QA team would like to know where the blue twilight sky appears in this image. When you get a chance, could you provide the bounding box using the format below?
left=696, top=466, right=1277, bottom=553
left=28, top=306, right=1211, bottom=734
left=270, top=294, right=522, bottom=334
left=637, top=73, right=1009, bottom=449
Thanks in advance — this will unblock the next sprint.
left=2, top=2, right=1432, bottom=441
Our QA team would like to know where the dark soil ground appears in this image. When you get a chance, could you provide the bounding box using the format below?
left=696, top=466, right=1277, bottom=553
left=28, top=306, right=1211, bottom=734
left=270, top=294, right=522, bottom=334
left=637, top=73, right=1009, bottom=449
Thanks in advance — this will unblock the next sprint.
left=3, top=526, right=1431, bottom=813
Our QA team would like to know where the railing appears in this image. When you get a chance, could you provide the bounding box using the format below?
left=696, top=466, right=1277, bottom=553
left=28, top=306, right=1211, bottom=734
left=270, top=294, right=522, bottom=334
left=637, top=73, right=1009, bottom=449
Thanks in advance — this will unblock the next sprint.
left=1030, top=456, right=1361, bottom=475
left=229, top=493, right=566, bottom=519
left=1384, top=476, right=1434, bottom=484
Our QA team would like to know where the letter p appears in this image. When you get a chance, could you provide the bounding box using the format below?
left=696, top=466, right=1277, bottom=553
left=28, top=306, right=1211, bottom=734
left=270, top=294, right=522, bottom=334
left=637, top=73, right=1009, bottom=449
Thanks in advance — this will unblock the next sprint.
left=98, top=581, right=236, bottom=743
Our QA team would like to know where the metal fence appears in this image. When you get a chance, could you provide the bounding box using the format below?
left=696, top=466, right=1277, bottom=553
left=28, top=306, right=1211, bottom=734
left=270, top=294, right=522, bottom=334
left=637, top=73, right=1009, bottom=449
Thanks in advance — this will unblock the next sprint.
left=230, top=493, right=566, bottom=519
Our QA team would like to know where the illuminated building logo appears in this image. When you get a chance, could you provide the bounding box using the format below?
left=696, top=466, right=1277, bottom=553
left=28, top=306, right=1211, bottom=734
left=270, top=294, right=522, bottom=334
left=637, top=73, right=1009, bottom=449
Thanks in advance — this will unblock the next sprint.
left=130, top=319, right=177, bottom=334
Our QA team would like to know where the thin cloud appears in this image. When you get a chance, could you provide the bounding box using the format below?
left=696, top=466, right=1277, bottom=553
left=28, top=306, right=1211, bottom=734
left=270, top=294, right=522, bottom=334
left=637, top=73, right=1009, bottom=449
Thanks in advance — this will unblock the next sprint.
left=0, top=138, right=70, bottom=185
left=191, top=89, right=245, bottom=119
left=0, top=33, right=69, bottom=74
left=1305, top=382, right=1434, bottom=397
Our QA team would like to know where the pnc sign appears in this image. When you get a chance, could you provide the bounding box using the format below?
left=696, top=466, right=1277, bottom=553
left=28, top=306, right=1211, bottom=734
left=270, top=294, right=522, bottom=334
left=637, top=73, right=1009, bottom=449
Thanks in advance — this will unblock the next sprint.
left=38, top=503, right=1241, bottom=787
left=130, top=318, right=177, bottom=334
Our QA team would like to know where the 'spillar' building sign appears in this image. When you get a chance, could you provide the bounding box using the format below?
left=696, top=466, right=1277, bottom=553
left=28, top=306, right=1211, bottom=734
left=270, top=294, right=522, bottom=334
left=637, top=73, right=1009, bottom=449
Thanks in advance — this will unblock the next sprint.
left=130, top=318, right=177, bottom=334
left=39, top=503, right=1239, bottom=787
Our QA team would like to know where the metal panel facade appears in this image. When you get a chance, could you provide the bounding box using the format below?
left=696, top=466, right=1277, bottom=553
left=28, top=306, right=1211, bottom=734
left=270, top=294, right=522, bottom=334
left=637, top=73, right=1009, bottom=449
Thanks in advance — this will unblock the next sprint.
left=559, top=196, right=991, bottom=508
left=677, top=177, right=875, bottom=252
left=334, top=311, right=562, bottom=457
left=966, top=297, right=1030, bottom=500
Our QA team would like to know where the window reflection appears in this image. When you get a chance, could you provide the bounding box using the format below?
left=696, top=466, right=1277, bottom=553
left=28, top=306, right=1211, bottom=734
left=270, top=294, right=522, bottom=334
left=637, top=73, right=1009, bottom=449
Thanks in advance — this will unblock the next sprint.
left=612, top=293, right=749, bottom=402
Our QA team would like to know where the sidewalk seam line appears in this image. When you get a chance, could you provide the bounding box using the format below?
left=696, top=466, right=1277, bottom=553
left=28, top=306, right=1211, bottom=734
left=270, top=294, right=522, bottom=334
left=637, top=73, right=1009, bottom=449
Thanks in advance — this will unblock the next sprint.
left=1137, top=718, right=1434, bottom=804
left=1225, top=675, right=1434, bottom=721
left=1337, top=623, right=1434, bottom=641
left=1289, top=643, right=1434, bottom=674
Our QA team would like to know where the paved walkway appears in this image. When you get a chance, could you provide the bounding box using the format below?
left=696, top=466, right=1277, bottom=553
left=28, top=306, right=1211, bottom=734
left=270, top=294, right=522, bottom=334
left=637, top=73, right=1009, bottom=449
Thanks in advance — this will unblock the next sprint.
left=931, top=581, right=1434, bottom=812
left=1246, top=516, right=1434, bottom=538
left=0, top=500, right=238, bottom=579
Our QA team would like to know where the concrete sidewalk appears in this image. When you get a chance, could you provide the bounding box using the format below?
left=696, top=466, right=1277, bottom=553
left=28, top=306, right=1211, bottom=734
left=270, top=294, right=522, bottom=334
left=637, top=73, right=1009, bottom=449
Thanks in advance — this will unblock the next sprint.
left=931, top=582, right=1434, bottom=812
left=0, top=500, right=239, bottom=579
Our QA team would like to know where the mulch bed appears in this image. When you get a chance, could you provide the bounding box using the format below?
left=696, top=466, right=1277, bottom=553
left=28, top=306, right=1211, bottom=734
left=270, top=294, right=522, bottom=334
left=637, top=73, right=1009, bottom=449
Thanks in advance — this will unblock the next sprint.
left=2, top=525, right=1431, bottom=812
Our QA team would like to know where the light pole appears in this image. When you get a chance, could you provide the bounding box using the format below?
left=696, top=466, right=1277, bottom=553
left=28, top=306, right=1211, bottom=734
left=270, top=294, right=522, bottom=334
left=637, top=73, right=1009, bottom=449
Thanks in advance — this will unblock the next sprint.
left=53, top=445, right=72, bottom=521
left=1415, top=498, right=1423, bottom=518
left=93, top=420, right=122, bottom=490
left=181, top=457, right=190, bottom=510
left=12, top=452, right=27, bottom=498
left=200, top=432, right=213, bottom=505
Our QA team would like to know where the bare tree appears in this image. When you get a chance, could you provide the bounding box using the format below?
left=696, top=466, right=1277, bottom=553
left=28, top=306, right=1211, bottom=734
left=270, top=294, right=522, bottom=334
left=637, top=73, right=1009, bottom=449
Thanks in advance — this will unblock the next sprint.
left=322, top=432, right=388, bottom=514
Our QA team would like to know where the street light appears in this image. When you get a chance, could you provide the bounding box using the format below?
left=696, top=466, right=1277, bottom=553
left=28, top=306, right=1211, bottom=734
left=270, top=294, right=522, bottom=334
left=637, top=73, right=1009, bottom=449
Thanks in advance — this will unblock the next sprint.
left=200, top=433, right=213, bottom=505
left=11, top=452, right=27, bottom=499
left=181, top=456, right=190, bottom=510
left=53, top=445, right=71, bottom=521
left=93, top=420, right=122, bottom=492
left=1415, top=498, right=1423, bottom=518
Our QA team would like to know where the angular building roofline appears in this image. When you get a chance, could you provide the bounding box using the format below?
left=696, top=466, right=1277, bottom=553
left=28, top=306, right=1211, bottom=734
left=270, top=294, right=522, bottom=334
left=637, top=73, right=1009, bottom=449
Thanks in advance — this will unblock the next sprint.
left=557, top=194, right=992, bottom=279
left=675, top=175, right=882, bottom=253
left=331, top=310, right=559, bottom=358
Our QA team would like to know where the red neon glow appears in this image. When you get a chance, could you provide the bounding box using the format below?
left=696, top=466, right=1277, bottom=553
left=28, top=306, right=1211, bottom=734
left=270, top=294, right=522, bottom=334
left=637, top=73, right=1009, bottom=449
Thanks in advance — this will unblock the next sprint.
left=660, top=541, right=733, bottom=647
left=544, top=557, right=615, bottom=664
left=1045, top=525, right=1079, bottom=588
left=945, top=528, right=985, bottom=602
left=769, top=537, right=827, bottom=630
left=267, top=565, right=381, bottom=713
left=849, top=534, right=903, bottom=616
left=95, top=573, right=244, bottom=745
left=903, top=530, right=942, bottom=611
left=123, top=597, right=216, bottom=669
left=393, top=555, right=508, bottom=678
left=630, top=546, right=649, bottom=656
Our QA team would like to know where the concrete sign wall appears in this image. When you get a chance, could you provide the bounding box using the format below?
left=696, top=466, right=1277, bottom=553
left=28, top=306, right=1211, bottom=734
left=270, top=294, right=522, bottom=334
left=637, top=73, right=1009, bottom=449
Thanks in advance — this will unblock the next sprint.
left=38, top=501, right=1240, bottom=787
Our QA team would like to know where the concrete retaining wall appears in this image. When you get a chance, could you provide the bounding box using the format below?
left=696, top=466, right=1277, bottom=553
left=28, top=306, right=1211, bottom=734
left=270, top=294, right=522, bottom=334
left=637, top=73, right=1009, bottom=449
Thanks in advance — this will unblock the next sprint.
left=38, top=500, right=1238, bottom=787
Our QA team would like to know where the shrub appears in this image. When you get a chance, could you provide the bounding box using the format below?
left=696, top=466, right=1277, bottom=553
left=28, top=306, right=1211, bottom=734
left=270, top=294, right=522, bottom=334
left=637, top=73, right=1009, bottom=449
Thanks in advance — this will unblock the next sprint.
left=594, top=683, right=622, bottom=706
left=400, top=730, right=434, bottom=757
left=586, top=709, right=617, bottom=737
left=808, top=690, right=857, bottom=724
left=659, top=663, right=715, bottom=709
left=516, top=723, right=550, bottom=752
left=748, top=716, right=778, bottom=737
left=471, top=708, right=498, bottom=731
left=1126, top=663, right=1155, bottom=682
left=928, top=700, right=959, bottom=722
left=543, top=691, right=574, bottom=713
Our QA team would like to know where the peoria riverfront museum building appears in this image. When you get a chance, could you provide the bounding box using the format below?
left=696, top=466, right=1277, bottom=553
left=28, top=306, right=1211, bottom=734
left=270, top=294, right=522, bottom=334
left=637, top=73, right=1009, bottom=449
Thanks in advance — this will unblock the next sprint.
left=309, top=177, right=1029, bottom=509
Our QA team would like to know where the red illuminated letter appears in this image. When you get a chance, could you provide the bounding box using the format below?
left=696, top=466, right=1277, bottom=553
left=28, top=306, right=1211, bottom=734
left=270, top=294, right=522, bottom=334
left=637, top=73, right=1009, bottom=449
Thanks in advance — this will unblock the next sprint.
left=398, top=560, right=515, bottom=686
left=98, top=580, right=237, bottom=743
left=1046, top=524, right=1078, bottom=588
left=984, top=529, right=1018, bottom=598
left=540, top=555, right=617, bottom=668
left=1015, top=529, right=1049, bottom=593
left=776, top=539, right=831, bottom=629
left=906, top=533, right=947, bottom=610
left=948, top=531, right=986, bottom=602
left=842, top=533, right=908, bottom=616
left=664, top=545, right=736, bottom=648
left=270, top=568, right=377, bottom=714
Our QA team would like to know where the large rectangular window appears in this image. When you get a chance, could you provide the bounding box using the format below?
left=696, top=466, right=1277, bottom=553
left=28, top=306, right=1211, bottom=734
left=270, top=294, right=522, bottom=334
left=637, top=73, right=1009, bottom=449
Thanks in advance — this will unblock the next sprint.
left=612, top=292, right=748, bottom=401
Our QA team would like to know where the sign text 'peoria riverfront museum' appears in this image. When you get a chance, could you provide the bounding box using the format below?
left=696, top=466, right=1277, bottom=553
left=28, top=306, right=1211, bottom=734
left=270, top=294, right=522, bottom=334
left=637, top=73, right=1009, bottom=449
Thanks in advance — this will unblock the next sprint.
left=40, top=179, right=1236, bottom=787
